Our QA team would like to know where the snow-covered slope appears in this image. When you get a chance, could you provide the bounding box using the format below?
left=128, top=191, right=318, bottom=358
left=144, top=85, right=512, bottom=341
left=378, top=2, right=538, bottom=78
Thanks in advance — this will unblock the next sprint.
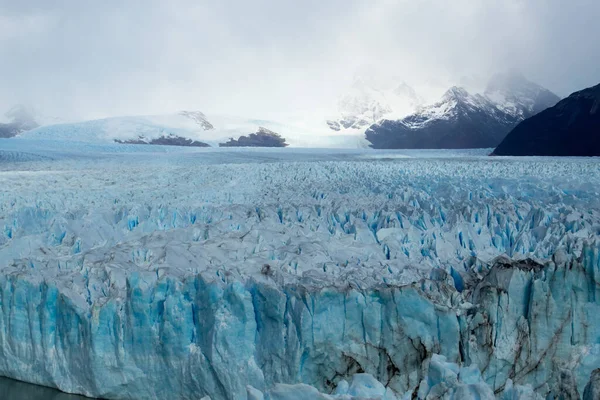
left=366, top=74, right=560, bottom=149
left=0, top=143, right=599, bottom=399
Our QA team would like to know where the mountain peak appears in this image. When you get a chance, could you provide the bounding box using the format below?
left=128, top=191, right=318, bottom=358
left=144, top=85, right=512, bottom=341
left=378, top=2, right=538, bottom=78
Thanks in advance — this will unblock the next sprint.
left=442, top=86, right=470, bottom=100
left=484, top=72, right=560, bottom=118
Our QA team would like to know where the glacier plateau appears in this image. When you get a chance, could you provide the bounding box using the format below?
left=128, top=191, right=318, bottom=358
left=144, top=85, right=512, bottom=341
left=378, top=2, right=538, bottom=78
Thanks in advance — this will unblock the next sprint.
left=0, top=142, right=599, bottom=399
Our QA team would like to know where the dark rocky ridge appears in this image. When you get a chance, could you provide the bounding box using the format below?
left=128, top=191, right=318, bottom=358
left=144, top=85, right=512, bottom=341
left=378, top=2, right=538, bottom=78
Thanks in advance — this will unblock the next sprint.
left=0, top=123, right=26, bottom=138
left=493, top=82, right=600, bottom=156
left=115, top=135, right=210, bottom=147
left=219, top=127, right=288, bottom=147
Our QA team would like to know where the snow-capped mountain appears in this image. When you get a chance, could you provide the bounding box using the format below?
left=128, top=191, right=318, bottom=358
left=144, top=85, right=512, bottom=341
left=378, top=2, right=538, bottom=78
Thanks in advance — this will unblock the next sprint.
left=366, top=86, right=518, bottom=149
left=326, top=75, right=424, bottom=132
left=366, top=73, right=561, bottom=149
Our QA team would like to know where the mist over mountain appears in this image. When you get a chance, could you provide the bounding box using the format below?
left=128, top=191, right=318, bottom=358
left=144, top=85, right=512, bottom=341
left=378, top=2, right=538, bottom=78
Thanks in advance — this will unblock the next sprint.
left=1, top=1, right=598, bottom=120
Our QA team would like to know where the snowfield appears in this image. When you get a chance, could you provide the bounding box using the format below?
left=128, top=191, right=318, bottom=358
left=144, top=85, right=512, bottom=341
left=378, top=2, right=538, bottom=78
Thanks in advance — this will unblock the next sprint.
left=0, top=140, right=600, bottom=399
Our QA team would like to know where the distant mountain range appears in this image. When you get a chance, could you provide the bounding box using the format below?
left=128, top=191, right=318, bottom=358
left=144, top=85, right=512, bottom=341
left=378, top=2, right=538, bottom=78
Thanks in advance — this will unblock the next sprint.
left=365, top=72, right=561, bottom=149
left=3, top=72, right=573, bottom=151
left=493, top=82, right=600, bottom=156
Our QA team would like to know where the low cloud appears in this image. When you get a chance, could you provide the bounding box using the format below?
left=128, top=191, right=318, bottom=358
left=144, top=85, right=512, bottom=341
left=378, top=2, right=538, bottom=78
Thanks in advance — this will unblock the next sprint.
left=0, top=0, right=598, bottom=121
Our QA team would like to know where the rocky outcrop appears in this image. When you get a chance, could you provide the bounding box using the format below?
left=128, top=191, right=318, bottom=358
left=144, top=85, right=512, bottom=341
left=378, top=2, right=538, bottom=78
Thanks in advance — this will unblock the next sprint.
left=219, top=127, right=288, bottom=147
left=115, top=134, right=210, bottom=147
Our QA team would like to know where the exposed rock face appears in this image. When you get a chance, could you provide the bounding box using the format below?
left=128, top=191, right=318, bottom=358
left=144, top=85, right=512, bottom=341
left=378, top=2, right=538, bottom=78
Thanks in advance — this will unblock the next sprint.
left=115, top=134, right=210, bottom=147
left=179, top=110, right=215, bottom=130
left=366, top=73, right=560, bottom=149
left=493, top=83, right=600, bottom=156
left=219, top=127, right=288, bottom=147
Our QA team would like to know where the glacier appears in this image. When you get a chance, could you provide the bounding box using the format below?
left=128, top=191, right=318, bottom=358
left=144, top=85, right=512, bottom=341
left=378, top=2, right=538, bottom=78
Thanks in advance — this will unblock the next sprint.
left=0, top=141, right=600, bottom=399
left=14, top=111, right=371, bottom=149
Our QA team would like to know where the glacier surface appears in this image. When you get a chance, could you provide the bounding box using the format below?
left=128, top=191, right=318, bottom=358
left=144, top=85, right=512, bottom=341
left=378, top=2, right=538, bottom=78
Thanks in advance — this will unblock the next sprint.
left=0, top=141, right=600, bottom=399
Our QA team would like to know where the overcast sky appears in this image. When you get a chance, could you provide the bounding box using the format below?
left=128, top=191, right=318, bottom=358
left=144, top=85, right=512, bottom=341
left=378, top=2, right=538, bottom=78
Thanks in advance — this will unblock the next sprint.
left=0, top=0, right=598, bottom=121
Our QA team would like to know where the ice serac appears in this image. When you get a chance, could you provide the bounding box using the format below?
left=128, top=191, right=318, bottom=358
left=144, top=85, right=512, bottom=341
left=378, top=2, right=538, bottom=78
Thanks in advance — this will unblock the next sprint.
left=1, top=154, right=600, bottom=399
left=1, top=241, right=599, bottom=399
